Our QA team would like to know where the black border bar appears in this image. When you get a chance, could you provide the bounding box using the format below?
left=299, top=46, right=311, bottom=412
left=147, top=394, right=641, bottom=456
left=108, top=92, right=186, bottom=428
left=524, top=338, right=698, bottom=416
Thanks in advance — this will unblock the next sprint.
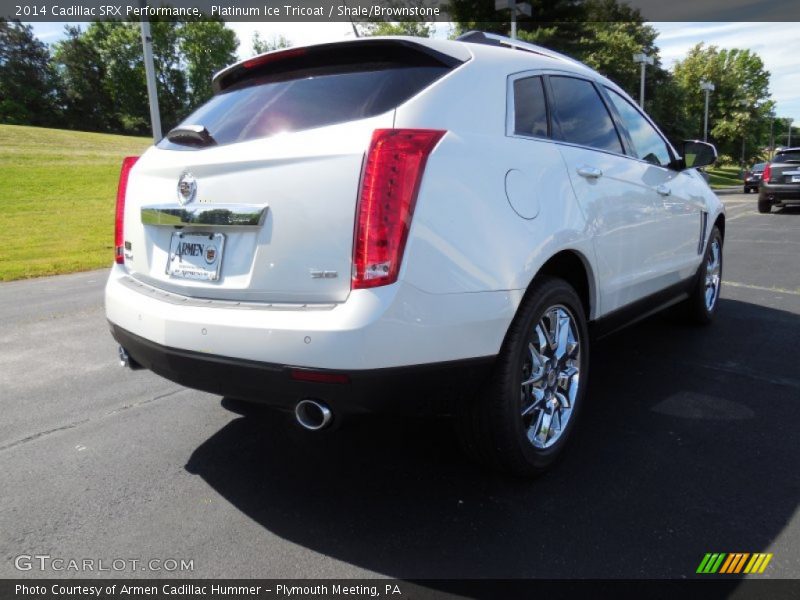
left=3, top=0, right=800, bottom=22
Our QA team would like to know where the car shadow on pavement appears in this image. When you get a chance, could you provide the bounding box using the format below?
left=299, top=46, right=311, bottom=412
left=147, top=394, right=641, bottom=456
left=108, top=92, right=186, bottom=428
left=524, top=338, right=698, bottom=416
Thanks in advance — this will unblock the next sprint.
left=775, top=206, right=800, bottom=215
left=185, top=298, right=800, bottom=580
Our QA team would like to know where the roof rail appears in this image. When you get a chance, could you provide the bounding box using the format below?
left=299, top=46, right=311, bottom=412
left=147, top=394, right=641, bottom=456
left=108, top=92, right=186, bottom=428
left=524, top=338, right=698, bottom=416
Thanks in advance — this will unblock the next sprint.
left=457, top=31, right=587, bottom=69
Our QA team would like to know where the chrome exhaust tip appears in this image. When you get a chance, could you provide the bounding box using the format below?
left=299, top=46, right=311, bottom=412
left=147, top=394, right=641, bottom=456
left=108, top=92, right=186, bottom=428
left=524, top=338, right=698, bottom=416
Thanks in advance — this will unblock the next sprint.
left=118, top=346, right=143, bottom=370
left=295, top=399, right=333, bottom=431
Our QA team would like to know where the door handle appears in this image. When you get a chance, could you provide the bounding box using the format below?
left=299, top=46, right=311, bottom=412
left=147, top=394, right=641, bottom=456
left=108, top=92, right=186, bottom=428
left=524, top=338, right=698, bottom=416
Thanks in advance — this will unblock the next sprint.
left=576, top=165, right=603, bottom=179
left=656, top=185, right=671, bottom=196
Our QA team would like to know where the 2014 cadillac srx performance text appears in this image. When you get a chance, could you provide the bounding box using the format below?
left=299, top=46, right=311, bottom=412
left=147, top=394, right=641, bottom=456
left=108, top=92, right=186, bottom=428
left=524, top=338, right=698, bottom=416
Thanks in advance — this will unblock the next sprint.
left=106, top=32, right=725, bottom=476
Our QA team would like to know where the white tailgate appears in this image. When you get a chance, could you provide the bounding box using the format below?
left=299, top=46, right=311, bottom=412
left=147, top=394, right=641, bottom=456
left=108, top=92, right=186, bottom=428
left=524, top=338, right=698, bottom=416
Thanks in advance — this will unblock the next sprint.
left=122, top=114, right=393, bottom=304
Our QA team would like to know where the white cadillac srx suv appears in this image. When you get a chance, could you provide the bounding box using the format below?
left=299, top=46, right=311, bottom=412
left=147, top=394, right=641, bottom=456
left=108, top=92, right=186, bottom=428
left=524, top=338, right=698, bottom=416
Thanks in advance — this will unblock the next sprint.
left=106, top=32, right=724, bottom=476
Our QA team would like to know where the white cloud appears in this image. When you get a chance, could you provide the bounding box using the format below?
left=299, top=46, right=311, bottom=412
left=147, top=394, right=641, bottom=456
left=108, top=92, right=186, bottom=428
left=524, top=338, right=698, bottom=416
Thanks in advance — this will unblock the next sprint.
left=652, top=22, right=800, bottom=122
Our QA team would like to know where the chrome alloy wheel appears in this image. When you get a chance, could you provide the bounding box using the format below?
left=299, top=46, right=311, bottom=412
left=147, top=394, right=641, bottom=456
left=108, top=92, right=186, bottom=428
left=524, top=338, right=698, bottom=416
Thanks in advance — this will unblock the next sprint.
left=520, top=305, right=581, bottom=449
left=704, top=238, right=722, bottom=311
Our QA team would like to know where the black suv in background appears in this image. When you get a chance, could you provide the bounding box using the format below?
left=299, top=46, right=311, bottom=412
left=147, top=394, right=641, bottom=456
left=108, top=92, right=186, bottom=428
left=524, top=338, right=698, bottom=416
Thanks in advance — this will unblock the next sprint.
left=759, top=148, right=800, bottom=213
left=744, top=162, right=766, bottom=193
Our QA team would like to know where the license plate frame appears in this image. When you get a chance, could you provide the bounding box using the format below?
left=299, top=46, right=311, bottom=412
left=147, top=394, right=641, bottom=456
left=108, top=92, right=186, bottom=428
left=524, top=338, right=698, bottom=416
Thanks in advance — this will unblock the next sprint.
left=166, top=231, right=225, bottom=281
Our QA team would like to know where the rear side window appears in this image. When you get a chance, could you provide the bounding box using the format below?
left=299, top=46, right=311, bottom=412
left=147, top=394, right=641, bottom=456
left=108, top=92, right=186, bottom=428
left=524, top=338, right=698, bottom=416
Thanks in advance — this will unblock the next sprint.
left=513, top=76, right=548, bottom=138
left=606, top=89, right=672, bottom=167
left=775, top=151, right=800, bottom=163
left=548, top=76, right=623, bottom=154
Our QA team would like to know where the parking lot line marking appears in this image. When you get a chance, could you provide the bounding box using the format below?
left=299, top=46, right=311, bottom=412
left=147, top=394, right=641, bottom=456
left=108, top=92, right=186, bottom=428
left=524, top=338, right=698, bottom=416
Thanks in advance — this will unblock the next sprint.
left=725, top=281, right=800, bottom=296
left=727, top=210, right=757, bottom=222
left=729, top=239, right=800, bottom=246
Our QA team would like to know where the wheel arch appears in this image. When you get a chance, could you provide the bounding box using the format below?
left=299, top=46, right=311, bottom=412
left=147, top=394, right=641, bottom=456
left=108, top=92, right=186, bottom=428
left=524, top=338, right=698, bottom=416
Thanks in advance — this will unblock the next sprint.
left=527, top=249, right=596, bottom=320
left=713, top=212, right=725, bottom=241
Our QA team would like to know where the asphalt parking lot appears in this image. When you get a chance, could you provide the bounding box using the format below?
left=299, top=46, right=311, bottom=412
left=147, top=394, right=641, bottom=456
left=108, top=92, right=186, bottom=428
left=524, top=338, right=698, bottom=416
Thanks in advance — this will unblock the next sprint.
left=1, top=193, right=798, bottom=581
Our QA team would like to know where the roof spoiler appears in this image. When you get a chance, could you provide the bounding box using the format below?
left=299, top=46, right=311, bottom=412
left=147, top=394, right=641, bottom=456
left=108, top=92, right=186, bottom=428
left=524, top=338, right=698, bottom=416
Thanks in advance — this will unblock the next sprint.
left=212, top=38, right=469, bottom=94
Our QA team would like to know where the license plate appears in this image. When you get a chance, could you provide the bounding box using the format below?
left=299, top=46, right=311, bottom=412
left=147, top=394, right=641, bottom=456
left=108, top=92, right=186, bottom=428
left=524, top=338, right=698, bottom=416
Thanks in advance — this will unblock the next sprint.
left=792, top=175, right=800, bottom=183
left=167, top=232, right=225, bottom=281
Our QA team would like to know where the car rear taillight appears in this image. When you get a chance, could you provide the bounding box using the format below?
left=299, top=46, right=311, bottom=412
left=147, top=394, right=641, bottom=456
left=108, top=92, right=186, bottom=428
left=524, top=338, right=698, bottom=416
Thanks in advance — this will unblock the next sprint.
left=762, top=163, right=772, bottom=183
left=115, top=156, right=139, bottom=264
left=352, top=129, right=445, bottom=289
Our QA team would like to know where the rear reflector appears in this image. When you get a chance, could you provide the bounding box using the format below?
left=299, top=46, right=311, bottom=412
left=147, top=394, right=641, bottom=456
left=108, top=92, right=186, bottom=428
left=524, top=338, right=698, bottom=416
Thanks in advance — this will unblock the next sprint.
left=290, top=369, right=350, bottom=384
left=353, top=129, right=445, bottom=289
left=762, top=163, right=772, bottom=183
left=115, top=156, right=139, bottom=264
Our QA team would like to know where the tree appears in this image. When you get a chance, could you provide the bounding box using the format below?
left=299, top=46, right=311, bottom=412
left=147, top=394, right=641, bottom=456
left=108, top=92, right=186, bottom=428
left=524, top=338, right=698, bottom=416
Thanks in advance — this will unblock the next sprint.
left=53, top=25, right=115, bottom=132
left=448, top=0, right=659, bottom=97
left=179, top=20, right=238, bottom=108
left=356, top=21, right=433, bottom=37
left=673, top=44, right=773, bottom=162
left=0, top=19, right=61, bottom=127
left=354, top=0, right=434, bottom=37
left=251, top=32, right=291, bottom=55
left=52, top=19, right=240, bottom=135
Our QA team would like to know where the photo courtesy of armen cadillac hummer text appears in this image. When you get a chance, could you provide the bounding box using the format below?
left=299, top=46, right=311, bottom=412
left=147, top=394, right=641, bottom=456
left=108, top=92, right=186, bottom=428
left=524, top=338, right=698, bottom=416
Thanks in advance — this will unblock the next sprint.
left=106, top=32, right=725, bottom=476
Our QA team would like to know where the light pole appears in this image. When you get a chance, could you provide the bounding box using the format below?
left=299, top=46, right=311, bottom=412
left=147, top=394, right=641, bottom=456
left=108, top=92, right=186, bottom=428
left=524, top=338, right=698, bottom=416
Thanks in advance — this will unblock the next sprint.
left=632, top=52, right=654, bottom=108
left=139, top=0, right=162, bottom=143
left=789, top=118, right=794, bottom=147
left=769, top=113, right=775, bottom=159
left=700, top=80, right=715, bottom=142
left=495, top=0, right=532, bottom=40
left=738, top=99, right=749, bottom=170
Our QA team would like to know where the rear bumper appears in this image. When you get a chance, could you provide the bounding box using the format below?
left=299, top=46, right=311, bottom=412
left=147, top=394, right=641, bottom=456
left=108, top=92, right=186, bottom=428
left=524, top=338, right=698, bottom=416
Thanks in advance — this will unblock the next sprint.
left=111, top=323, right=494, bottom=415
left=760, top=184, right=800, bottom=203
left=106, top=265, right=513, bottom=370
left=106, top=264, right=512, bottom=411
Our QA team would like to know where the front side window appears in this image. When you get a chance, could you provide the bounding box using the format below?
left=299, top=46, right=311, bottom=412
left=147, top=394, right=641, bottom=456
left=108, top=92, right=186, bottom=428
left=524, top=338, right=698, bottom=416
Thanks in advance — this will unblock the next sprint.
left=606, top=89, right=672, bottom=167
left=513, top=76, right=548, bottom=138
left=548, top=76, right=623, bottom=154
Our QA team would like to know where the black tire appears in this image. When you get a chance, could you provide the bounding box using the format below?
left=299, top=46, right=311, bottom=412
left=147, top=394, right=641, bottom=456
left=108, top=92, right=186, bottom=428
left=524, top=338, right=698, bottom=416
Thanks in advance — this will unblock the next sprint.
left=684, top=226, right=723, bottom=325
left=757, top=198, right=771, bottom=213
left=456, top=276, right=589, bottom=477
left=743, top=187, right=750, bottom=194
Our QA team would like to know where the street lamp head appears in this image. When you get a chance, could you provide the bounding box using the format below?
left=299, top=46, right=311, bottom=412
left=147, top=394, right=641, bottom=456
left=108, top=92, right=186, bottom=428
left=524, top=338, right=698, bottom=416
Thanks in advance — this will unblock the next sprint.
left=632, top=52, right=654, bottom=65
left=700, top=81, right=715, bottom=92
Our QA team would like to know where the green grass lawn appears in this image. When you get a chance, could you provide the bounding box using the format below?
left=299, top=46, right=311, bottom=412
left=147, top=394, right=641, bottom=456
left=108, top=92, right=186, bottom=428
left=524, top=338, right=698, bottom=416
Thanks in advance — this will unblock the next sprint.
left=0, top=125, right=150, bottom=281
left=706, top=165, right=743, bottom=189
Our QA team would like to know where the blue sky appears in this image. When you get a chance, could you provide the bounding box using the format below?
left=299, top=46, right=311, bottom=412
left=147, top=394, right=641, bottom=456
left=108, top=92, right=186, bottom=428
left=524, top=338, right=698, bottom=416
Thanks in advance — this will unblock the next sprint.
left=30, top=21, right=800, bottom=126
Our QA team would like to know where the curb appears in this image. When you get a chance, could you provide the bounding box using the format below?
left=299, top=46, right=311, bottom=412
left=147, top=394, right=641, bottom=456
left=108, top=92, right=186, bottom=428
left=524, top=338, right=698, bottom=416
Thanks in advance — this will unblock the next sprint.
left=713, top=187, right=743, bottom=196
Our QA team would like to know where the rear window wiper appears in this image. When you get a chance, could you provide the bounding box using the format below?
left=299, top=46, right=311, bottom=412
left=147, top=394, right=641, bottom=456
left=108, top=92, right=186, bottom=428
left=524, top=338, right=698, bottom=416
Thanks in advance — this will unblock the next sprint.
left=165, top=124, right=217, bottom=147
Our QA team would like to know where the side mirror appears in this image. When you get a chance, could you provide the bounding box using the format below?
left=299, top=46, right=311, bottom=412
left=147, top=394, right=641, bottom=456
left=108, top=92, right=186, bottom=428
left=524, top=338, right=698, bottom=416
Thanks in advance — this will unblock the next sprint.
left=681, top=140, right=717, bottom=170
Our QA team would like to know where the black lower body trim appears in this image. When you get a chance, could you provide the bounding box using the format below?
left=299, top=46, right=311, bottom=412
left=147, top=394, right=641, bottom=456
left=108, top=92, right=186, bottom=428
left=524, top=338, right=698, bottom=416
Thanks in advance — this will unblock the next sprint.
left=110, top=324, right=495, bottom=416
left=590, top=276, right=696, bottom=340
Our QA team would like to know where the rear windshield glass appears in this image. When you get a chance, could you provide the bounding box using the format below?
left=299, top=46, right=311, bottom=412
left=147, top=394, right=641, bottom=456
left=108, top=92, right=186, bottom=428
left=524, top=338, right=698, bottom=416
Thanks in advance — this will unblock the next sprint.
left=774, top=150, right=800, bottom=163
left=752, top=163, right=766, bottom=171
left=159, top=63, right=449, bottom=149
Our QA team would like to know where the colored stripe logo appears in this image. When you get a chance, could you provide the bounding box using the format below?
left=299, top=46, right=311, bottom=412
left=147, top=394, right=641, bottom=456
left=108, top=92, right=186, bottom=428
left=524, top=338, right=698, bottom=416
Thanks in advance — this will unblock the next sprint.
left=696, top=552, right=773, bottom=574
